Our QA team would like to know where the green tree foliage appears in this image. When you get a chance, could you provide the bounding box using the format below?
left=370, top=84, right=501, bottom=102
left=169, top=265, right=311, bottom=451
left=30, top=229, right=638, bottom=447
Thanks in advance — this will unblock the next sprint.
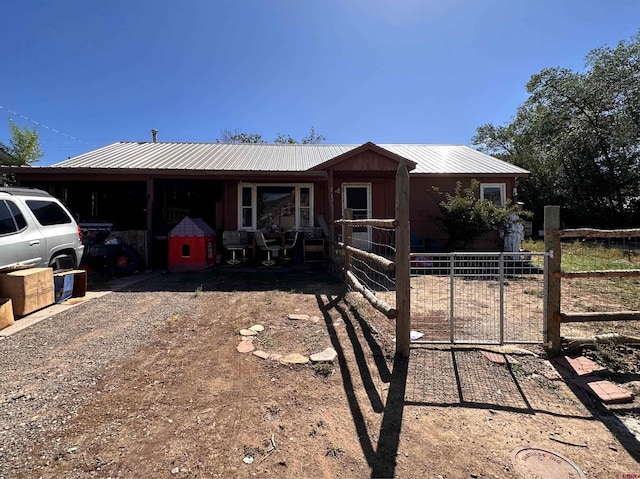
left=1, top=119, right=44, bottom=185
left=1, top=119, right=44, bottom=165
left=473, top=31, right=640, bottom=228
left=218, top=129, right=265, bottom=144
left=434, top=180, right=531, bottom=251
left=274, top=133, right=297, bottom=144
left=219, top=127, right=325, bottom=144
left=300, top=126, right=326, bottom=144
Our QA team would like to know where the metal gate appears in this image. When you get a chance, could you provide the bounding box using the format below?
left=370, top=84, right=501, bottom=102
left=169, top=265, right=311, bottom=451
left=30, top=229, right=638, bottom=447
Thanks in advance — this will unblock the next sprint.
left=409, top=252, right=547, bottom=345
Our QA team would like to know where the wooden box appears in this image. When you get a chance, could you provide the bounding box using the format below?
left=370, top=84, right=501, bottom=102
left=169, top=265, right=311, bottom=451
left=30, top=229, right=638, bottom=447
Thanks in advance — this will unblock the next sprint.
left=0, top=268, right=54, bottom=316
left=0, top=298, right=14, bottom=331
left=70, top=269, right=87, bottom=297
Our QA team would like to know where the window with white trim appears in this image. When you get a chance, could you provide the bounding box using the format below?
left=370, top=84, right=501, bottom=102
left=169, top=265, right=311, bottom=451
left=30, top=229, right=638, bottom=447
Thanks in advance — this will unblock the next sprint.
left=480, top=183, right=506, bottom=207
left=238, top=183, right=314, bottom=231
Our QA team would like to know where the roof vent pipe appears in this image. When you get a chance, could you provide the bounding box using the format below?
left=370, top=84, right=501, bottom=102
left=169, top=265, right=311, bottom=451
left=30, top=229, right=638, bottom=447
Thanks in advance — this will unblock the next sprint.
left=151, top=129, right=158, bottom=143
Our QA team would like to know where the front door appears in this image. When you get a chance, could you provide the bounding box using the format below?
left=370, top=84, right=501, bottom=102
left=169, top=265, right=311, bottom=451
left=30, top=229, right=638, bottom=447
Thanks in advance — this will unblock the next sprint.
left=343, top=183, right=371, bottom=250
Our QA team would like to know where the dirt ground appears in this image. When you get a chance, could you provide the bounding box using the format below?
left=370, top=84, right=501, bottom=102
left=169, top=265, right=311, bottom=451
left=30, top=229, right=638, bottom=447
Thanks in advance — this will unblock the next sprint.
left=2, top=268, right=640, bottom=478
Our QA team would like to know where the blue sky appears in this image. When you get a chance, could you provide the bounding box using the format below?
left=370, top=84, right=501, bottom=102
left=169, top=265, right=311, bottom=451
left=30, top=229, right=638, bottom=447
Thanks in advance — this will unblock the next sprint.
left=1, top=1, right=638, bottom=166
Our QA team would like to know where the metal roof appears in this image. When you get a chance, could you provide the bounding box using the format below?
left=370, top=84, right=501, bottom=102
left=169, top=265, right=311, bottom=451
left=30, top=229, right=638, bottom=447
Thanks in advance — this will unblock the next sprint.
left=50, top=142, right=529, bottom=175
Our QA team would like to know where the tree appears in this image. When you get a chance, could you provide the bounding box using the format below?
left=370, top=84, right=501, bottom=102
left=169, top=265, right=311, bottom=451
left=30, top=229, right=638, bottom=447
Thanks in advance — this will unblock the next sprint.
left=473, top=31, right=640, bottom=228
left=274, top=133, right=297, bottom=144
left=218, top=127, right=326, bottom=144
left=217, top=129, right=265, bottom=144
left=433, top=180, right=531, bottom=251
left=1, top=119, right=44, bottom=185
left=300, top=126, right=326, bottom=144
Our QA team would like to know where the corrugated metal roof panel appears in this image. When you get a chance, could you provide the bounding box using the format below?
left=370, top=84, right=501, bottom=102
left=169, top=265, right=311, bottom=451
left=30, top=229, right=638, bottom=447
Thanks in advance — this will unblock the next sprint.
left=51, top=142, right=528, bottom=175
left=380, top=144, right=529, bottom=174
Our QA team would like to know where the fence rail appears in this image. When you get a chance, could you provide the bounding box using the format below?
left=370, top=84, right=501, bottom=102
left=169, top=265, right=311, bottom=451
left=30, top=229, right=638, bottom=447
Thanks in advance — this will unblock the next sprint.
left=544, top=206, right=640, bottom=352
left=335, top=160, right=411, bottom=356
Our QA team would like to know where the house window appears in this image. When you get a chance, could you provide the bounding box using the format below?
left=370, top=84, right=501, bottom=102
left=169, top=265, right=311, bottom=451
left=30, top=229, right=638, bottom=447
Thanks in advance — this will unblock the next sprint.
left=480, top=183, right=506, bottom=207
left=238, top=183, right=314, bottom=231
left=240, top=186, right=254, bottom=229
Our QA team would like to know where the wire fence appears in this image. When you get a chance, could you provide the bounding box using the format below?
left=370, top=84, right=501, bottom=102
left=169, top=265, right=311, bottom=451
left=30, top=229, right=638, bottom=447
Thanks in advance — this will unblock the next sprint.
left=344, top=250, right=547, bottom=346
left=408, top=253, right=546, bottom=344
left=346, top=224, right=396, bottom=293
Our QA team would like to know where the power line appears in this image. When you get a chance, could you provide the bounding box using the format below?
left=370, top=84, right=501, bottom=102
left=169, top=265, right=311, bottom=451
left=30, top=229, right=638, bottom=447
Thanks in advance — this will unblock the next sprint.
left=0, top=105, right=98, bottom=148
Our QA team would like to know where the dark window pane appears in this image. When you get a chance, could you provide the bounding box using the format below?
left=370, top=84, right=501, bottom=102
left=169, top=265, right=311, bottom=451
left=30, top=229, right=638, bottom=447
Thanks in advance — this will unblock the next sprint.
left=26, top=200, right=72, bottom=226
left=0, top=201, right=16, bottom=234
left=483, top=187, right=503, bottom=206
left=346, top=187, right=367, bottom=210
left=242, top=187, right=252, bottom=207
left=241, top=208, right=252, bottom=228
left=7, top=201, right=27, bottom=230
left=300, top=187, right=310, bottom=207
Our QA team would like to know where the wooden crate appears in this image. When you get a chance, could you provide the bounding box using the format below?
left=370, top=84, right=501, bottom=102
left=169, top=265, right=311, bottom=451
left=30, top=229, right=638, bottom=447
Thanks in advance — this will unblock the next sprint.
left=0, top=298, right=14, bottom=331
left=70, top=269, right=87, bottom=297
left=0, top=268, right=54, bottom=316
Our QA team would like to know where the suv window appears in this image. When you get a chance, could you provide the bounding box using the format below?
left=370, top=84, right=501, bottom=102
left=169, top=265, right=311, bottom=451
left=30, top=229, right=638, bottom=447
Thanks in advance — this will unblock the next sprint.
left=26, top=199, right=72, bottom=226
left=0, top=200, right=27, bottom=235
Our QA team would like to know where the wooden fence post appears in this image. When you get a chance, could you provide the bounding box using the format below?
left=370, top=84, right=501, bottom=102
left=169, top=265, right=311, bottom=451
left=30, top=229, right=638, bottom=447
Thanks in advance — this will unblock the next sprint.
left=395, top=160, right=411, bottom=357
left=544, top=205, right=562, bottom=354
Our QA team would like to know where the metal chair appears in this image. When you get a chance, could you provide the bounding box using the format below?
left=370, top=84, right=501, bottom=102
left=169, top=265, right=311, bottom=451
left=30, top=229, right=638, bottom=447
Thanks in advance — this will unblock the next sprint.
left=223, top=231, right=245, bottom=265
left=282, top=231, right=299, bottom=262
left=255, top=231, right=281, bottom=267
left=238, top=230, right=251, bottom=262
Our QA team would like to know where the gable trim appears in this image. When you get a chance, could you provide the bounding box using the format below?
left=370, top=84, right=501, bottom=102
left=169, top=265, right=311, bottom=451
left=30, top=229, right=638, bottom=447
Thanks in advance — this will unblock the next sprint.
left=308, top=142, right=417, bottom=172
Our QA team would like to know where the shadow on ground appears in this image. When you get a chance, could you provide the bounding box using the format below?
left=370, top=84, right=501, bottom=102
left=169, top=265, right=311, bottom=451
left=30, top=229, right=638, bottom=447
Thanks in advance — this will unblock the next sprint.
left=91, top=266, right=345, bottom=295
left=315, top=292, right=640, bottom=478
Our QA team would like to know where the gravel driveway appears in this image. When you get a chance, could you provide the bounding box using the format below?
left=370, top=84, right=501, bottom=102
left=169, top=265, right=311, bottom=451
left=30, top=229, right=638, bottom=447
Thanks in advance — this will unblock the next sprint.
left=0, top=272, right=198, bottom=479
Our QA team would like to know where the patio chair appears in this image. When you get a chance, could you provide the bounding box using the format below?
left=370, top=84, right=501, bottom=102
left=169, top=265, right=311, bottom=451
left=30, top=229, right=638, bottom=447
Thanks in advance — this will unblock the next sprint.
left=222, top=230, right=245, bottom=265
left=238, top=230, right=251, bottom=262
left=255, top=231, right=281, bottom=267
left=282, top=231, right=299, bottom=262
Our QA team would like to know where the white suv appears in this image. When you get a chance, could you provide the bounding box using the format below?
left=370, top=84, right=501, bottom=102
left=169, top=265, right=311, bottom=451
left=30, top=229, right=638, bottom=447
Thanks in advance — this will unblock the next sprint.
left=0, top=187, right=84, bottom=271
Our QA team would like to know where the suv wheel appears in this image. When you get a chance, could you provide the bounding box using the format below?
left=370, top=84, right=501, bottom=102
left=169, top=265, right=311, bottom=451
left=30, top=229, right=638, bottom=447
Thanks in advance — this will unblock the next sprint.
left=49, top=254, right=77, bottom=271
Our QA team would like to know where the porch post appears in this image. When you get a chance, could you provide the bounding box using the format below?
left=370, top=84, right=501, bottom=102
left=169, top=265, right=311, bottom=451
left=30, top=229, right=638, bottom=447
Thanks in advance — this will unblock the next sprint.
left=146, top=177, right=154, bottom=269
left=328, top=170, right=335, bottom=259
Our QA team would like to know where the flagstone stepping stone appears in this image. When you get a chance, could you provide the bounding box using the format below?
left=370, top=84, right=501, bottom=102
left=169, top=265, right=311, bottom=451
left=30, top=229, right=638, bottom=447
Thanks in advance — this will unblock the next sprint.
left=249, top=324, right=264, bottom=332
left=505, top=354, right=520, bottom=365
left=253, top=350, right=284, bottom=361
left=576, top=375, right=635, bottom=404
left=481, top=351, right=507, bottom=365
left=280, top=353, right=309, bottom=364
left=253, top=350, right=270, bottom=360
left=237, top=341, right=255, bottom=353
left=240, top=336, right=254, bottom=341
left=552, top=355, right=604, bottom=376
left=310, top=347, right=338, bottom=363
left=287, top=313, right=309, bottom=321
left=239, top=329, right=258, bottom=336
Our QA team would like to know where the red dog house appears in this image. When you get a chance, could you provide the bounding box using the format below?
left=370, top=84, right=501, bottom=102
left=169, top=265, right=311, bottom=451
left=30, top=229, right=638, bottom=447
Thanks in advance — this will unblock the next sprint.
left=168, top=217, right=216, bottom=272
